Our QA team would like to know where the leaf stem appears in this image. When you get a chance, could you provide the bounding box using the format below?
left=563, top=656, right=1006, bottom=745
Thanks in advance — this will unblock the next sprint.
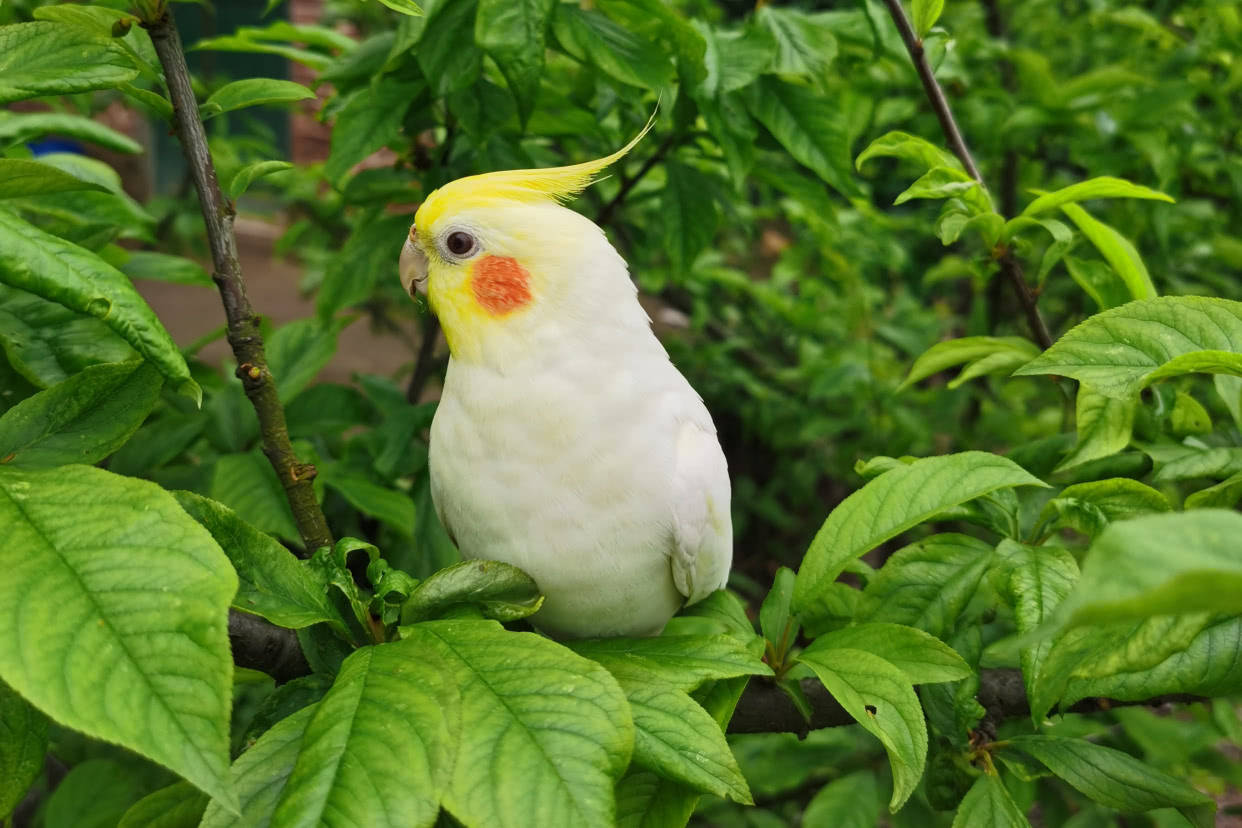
left=880, top=0, right=1055, bottom=351
left=145, top=9, right=334, bottom=553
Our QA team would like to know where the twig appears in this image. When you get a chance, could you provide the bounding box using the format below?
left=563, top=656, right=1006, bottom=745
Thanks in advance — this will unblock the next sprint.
left=880, top=0, right=1055, bottom=350
left=596, top=133, right=677, bottom=228
left=145, top=9, right=334, bottom=553
left=406, top=314, right=442, bottom=404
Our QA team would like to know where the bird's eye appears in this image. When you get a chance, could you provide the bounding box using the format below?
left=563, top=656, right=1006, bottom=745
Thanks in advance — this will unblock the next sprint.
left=445, top=230, right=477, bottom=257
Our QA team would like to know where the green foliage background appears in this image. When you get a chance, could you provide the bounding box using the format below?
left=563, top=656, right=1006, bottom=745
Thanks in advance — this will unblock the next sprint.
left=0, top=0, right=1240, bottom=826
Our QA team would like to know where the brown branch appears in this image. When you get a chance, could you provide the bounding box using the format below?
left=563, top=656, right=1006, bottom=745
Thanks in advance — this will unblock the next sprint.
left=145, top=9, right=333, bottom=553
left=406, top=314, right=442, bottom=404
left=880, top=0, right=1055, bottom=351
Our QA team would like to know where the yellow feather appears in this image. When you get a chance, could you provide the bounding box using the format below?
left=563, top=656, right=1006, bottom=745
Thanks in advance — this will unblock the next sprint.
left=415, top=114, right=656, bottom=232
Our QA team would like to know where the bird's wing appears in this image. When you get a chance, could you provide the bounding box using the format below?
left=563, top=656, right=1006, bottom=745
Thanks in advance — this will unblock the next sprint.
left=669, top=417, right=733, bottom=604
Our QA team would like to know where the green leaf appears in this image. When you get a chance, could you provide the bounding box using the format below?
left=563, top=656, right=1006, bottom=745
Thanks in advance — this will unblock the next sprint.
left=401, top=559, right=542, bottom=623
left=316, top=212, right=411, bottom=319
left=200, top=705, right=316, bottom=827
left=172, top=491, right=342, bottom=632
left=265, top=316, right=351, bottom=403
left=475, top=0, right=555, bottom=123
left=694, top=22, right=776, bottom=98
left=805, top=623, right=971, bottom=684
left=324, top=78, right=422, bottom=184
left=210, top=451, right=301, bottom=545
left=270, top=640, right=456, bottom=827
left=0, top=679, right=46, bottom=821
left=226, top=160, right=294, bottom=200
left=857, top=534, right=995, bottom=638
left=1064, top=256, right=1132, bottom=311
left=405, top=620, right=634, bottom=828
left=319, top=464, right=415, bottom=536
left=0, top=284, right=136, bottom=387
left=1143, top=443, right=1242, bottom=483
left=797, top=648, right=927, bottom=812
left=0, top=22, right=138, bottom=104
left=1055, top=384, right=1136, bottom=473
left=856, top=130, right=961, bottom=174
left=1172, top=390, right=1212, bottom=436
left=801, top=770, right=880, bottom=828
left=759, top=566, right=798, bottom=668
left=911, top=0, right=946, bottom=38
left=1008, top=735, right=1214, bottom=827
left=1036, top=478, right=1169, bottom=539
left=748, top=76, right=858, bottom=198
left=662, top=160, right=721, bottom=275
left=0, top=211, right=198, bottom=403
left=0, top=159, right=109, bottom=199
left=377, top=0, right=424, bottom=15
left=950, top=773, right=1032, bottom=828
left=894, top=165, right=978, bottom=205
left=1045, top=510, right=1242, bottom=629
left=620, top=681, right=751, bottom=803
left=201, top=78, right=315, bottom=120
left=117, top=781, right=208, bottom=828
left=416, top=0, right=482, bottom=96
left=1014, top=297, right=1242, bottom=398
left=754, top=6, right=837, bottom=77
left=1184, top=471, right=1242, bottom=509
left=569, top=635, right=772, bottom=692
left=1022, top=177, right=1173, bottom=217
left=1059, top=203, right=1157, bottom=300
left=0, top=111, right=141, bottom=155
left=551, top=5, right=671, bottom=89
left=0, top=360, right=161, bottom=467
left=900, top=337, right=1039, bottom=390
left=0, top=465, right=238, bottom=810
left=1001, top=542, right=1078, bottom=723
left=119, top=250, right=212, bottom=287
left=793, top=452, right=1046, bottom=616
left=43, top=758, right=151, bottom=828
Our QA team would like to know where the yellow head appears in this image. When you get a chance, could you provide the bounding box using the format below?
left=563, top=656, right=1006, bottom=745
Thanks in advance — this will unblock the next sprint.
left=400, top=123, right=653, bottom=364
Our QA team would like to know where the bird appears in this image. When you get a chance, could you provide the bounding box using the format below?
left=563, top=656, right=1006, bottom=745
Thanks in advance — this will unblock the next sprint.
left=398, top=127, right=731, bottom=639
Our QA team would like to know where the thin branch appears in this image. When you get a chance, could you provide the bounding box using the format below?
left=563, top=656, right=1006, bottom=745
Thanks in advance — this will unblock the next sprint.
left=406, top=313, right=442, bottom=404
left=146, top=9, right=333, bottom=553
left=880, top=0, right=1055, bottom=351
left=596, top=133, right=678, bottom=228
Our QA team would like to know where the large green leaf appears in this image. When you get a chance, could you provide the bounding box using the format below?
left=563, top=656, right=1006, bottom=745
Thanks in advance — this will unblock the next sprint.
left=200, top=78, right=315, bottom=119
left=1045, top=510, right=1242, bottom=629
left=475, top=0, right=555, bottom=123
left=568, top=635, right=771, bottom=692
left=900, top=337, right=1039, bottom=390
left=0, top=465, right=238, bottom=810
left=793, top=452, right=1046, bottom=615
left=747, top=76, right=858, bottom=197
left=172, top=492, right=342, bottom=632
left=1059, top=203, right=1157, bottom=300
left=1001, top=542, right=1078, bottom=723
left=0, top=679, right=46, bottom=821
left=270, top=640, right=458, bottom=827
left=797, top=648, right=926, bottom=811
left=1008, top=736, right=1215, bottom=827
left=407, top=620, right=633, bottom=828
left=804, top=623, right=971, bottom=684
left=199, top=705, right=316, bottom=827
left=0, top=159, right=109, bottom=199
left=266, top=316, right=352, bottom=403
left=1035, top=478, right=1169, bottom=539
left=0, top=211, right=198, bottom=403
left=857, top=534, right=995, bottom=638
left=210, top=451, right=301, bottom=545
left=950, top=773, right=1031, bottom=828
left=694, top=21, right=775, bottom=98
left=324, top=78, right=422, bottom=184
left=117, top=781, right=207, bottom=828
left=1021, top=177, right=1173, bottom=217
left=0, top=285, right=136, bottom=388
left=753, top=6, right=837, bottom=76
left=315, top=211, right=411, bottom=320
left=0, top=21, right=138, bottom=104
left=0, top=112, right=142, bottom=155
left=43, top=758, right=153, bottom=828
left=551, top=4, right=671, bottom=89
left=1055, top=383, right=1136, bottom=472
left=801, top=770, right=880, bottom=828
left=0, top=360, right=160, bottom=467
left=319, top=464, right=415, bottom=536
left=619, top=681, right=751, bottom=803
left=1014, top=297, right=1242, bottom=397
left=662, top=160, right=721, bottom=275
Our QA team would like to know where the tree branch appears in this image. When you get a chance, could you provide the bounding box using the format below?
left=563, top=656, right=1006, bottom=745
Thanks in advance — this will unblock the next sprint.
left=145, top=9, right=334, bottom=553
left=596, top=133, right=678, bottom=229
left=880, top=0, right=1055, bottom=351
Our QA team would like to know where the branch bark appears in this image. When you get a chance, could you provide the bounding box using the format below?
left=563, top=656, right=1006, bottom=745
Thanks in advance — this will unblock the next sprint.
left=146, top=9, right=334, bottom=553
left=880, top=0, right=1055, bottom=351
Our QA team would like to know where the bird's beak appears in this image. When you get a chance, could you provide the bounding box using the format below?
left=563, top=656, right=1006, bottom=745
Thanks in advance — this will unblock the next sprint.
left=399, top=234, right=429, bottom=297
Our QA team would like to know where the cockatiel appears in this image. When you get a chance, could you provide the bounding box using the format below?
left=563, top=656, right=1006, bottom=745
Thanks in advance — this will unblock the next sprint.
left=399, top=130, right=731, bottom=639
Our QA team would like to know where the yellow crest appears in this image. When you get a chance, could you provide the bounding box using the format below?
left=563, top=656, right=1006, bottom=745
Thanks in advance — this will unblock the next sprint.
left=414, top=115, right=656, bottom=232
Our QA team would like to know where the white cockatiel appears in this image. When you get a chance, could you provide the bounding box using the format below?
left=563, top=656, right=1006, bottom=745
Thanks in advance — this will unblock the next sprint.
left=399, top=131, right=731, bottom=638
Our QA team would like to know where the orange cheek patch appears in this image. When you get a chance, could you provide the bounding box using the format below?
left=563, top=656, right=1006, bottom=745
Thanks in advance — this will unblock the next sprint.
left=471, top=255, right=532, bottom=316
